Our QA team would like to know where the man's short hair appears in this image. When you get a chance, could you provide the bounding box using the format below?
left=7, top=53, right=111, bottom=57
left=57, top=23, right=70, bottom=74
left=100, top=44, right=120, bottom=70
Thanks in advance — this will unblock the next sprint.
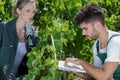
left=74, top=3, right=105, bottom=26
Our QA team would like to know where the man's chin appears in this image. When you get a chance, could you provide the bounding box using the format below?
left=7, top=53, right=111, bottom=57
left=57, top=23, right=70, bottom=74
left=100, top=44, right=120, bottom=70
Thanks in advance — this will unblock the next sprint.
left=86, top=37, right=90, bottom=40
left=88, top=38, right=92, bottom=40
left=88, top=38, right=96, bottom=41
left=86, top=37, right=93, bottom=40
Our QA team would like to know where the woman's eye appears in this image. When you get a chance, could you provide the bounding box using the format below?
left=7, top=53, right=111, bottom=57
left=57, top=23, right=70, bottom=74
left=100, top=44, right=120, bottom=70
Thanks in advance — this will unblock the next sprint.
left=27, top=10, right=30, bottom=12
left=26, top=10, right=36, bottom=14
left=33, top=10, right=36, bottom=13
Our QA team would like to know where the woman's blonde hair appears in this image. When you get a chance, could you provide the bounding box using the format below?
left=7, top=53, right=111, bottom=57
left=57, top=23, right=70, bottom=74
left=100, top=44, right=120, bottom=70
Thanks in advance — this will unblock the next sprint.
left=13, top=0, right=36, bottom=17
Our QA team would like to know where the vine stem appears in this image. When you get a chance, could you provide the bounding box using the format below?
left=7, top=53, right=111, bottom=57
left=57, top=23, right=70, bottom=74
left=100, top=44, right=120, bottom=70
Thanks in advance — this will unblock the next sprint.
left=51, top=34, right=57, bottom=60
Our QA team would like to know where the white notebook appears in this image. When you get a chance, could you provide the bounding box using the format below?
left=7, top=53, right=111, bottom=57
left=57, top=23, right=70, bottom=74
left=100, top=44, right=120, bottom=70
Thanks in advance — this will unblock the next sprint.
left=58, top=60, right=86, bottom=73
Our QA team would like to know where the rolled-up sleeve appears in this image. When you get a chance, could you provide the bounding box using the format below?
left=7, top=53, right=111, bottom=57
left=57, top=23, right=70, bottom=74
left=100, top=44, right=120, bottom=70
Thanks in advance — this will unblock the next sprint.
left=105, top=37, right=120, bottom=63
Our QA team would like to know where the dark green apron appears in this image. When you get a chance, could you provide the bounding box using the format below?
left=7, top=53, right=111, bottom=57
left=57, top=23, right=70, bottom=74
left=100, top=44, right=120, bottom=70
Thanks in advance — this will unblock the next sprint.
left=96, top=34, right=120, bottom=80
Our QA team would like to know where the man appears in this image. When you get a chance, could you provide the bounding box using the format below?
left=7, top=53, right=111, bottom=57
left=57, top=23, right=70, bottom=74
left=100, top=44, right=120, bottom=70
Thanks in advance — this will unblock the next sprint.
left=65, top=3, right=120, bottom=80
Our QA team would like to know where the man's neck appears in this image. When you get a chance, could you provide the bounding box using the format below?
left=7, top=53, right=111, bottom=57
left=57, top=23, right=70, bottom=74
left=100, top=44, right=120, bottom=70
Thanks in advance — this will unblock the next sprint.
left=98, top=30, right=108, bottom=49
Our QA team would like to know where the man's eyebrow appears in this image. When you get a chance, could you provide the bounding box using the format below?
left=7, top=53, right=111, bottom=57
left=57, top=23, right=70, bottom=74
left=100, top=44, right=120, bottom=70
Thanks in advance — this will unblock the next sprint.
left=81, top=27, right=87, bottom=29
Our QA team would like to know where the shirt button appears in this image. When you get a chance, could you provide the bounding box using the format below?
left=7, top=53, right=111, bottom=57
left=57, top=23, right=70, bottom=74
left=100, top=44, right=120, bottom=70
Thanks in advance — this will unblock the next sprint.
left=9, top=45, right=13, bottom=47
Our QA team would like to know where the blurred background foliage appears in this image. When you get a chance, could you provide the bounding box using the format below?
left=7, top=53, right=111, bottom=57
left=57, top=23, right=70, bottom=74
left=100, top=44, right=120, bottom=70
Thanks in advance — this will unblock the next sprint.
left=0, top=0, right=119, bottom=80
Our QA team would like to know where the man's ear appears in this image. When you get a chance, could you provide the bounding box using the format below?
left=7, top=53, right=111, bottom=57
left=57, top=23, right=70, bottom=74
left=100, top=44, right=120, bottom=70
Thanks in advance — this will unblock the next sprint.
left=94, top=21, right=104, bottom=33
left=95, top=21, right=103, bottom=28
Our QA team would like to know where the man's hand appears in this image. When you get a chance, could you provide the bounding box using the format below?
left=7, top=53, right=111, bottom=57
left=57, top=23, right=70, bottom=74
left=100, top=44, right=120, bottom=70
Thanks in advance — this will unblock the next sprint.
left=64, top=58, right=82, bottom=66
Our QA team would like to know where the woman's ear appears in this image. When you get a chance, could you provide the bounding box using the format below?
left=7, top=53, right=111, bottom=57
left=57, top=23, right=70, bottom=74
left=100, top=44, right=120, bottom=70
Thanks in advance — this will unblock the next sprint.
left=16, top=8, right=21, bottom=15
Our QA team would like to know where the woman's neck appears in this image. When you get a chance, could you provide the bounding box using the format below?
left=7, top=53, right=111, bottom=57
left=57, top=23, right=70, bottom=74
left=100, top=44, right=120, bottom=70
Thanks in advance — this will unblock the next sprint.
left=16, top=18, right=26, bottom=42
left=16, top=18, right=26, bottom=30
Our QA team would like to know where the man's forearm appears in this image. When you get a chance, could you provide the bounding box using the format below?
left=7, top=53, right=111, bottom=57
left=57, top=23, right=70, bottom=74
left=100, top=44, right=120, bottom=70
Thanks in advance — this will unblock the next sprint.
left=73, top=72, right=94, bottom=80
left=82, top=73, right=95, bottom=80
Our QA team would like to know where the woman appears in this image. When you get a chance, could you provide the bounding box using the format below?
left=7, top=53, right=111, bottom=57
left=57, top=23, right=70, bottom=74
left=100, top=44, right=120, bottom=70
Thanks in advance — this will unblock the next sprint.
left=0, top=0, right=39, bottom=80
